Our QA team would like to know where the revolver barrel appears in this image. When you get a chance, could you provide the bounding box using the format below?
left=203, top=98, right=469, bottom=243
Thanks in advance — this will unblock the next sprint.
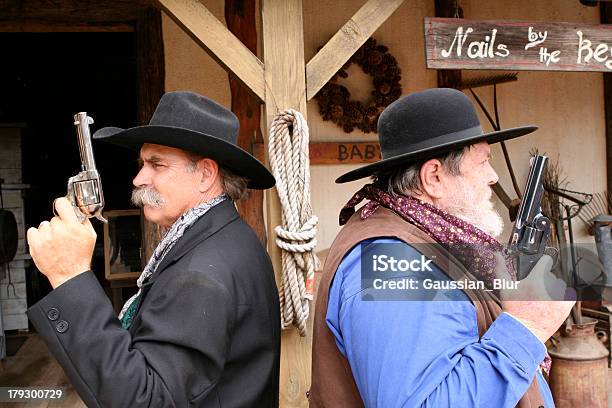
left=67, top=112, right=107, bottom=223
left=74, top=112, right=97, bottom=171
left=507, top=155, right=551, bottom=279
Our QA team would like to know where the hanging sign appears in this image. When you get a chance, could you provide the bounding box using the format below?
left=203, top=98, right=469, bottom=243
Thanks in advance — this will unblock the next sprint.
left=253, top=142, right=381, bottom=165
left=425, top=17, right=612, bottom=72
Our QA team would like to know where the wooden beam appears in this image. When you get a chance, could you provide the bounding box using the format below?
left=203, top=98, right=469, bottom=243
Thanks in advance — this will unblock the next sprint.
left=261, top=0, right=309, bottom=406
left=0, top=22, right=134, bottom=32
left=0, top=0, right=143, bottom=23
left=305, top=0, right=405, bottom=100
left=435, top=0, right=463, bottom=88
left=136, top=6, right=166, bottom=266
left=158, top=0, right=265, bottom=101
left=226, top=0, right=267, bottom=245
left=603, top=4, right=612, bottom=195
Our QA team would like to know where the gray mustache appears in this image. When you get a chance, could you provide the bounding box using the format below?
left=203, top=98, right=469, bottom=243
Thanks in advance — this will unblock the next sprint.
left=131, top=187, right=165, bottom=209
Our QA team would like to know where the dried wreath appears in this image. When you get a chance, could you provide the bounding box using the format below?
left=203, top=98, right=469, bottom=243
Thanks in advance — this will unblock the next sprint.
left=314, top=37, right=402, bottom=134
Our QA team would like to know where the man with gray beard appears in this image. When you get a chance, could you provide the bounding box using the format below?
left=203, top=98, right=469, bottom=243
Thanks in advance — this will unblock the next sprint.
left=310, top=88, right=573, bottom=408
left=26, top=91, right=280, bottom=407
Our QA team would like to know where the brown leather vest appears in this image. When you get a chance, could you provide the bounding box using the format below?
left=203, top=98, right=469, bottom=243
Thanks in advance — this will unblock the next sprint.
left=309, top=206, right=544, bottom=408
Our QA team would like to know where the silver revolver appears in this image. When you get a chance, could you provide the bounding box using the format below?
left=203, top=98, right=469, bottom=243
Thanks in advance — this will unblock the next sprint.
left=66, top=112, right=107, bottom=223
left=506, top=155, right=552, bottom=280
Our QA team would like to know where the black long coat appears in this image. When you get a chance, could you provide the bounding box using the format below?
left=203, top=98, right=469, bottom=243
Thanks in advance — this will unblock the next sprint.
left=27, top=199, right=280, bottom=407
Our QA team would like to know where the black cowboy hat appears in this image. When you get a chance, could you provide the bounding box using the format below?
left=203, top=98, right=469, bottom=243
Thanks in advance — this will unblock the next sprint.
left=336, top=87, right=537, bottom=183
left=93, top=91, right=275, bottom=189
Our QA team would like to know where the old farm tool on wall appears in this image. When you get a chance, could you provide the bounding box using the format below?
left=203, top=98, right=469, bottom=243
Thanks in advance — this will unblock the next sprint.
left=0, top=179, right=18, bottom=298
left=268, top=110, right=319, bottom=336
left=578, top=190, right=612, bottom=234
left=544, top=187, right=609, bottom=408
left=454, top=73, right=523, bottom=220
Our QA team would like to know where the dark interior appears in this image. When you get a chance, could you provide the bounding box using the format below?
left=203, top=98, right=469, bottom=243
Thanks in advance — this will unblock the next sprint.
left=0, top=32, right=140, bottom=310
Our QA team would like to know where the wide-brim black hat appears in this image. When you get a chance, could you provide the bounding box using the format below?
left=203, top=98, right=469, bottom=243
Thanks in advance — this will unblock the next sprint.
left=94, top=91, right=275, bottom=189
left=336, top=88, right=537, bottom=183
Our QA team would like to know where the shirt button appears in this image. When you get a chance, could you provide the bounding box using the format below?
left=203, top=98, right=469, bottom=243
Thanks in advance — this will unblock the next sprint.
left=47, top=308, right=60, bottom=321
left=56, top=320, right=69, bottom=333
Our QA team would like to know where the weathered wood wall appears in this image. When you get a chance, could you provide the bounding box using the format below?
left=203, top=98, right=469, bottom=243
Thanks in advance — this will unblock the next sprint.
left=0, top=125, right=30, bottom=331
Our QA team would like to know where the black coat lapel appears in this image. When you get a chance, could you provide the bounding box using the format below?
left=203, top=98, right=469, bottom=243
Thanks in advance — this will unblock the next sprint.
left=144, top=199, right=240, bottom=284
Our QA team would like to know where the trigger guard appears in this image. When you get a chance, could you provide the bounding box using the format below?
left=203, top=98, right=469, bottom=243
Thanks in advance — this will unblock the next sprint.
left=58, top=196, right=87, bottom=223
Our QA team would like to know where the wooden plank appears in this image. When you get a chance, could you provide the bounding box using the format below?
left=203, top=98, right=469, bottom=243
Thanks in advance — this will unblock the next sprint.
left=225, top=0, right=267, bottom=245
left=261, top=1, right=309, bottom=406
left=305, top=0, right=405, bottom=100
left=0, top=21, right=134, bottom=32
left=0, top=168, right=22, bottom=183
left=136, top=6, right=166, bottom=267
left=1, top=298, right=27, bottom=315
left=253, top=141, right=381, bottom=165
left=16, top=238, right=25, bottom=256
left=603, top=4, right=612, bottom=196
left=0, top=283, right=26, bottom=299
left=3, top=313, right=28, bottom=331
left=6, top=260, right=28, bottom=271
left=435, top=0, right=463, bottom=88
left=310, top=142, right=381, bottom=164
left=0, top=267, right=24, bottom=284
left=425, top=17, right=612, bottom=72
left=0, top=334, right=87, bottom=406
left=0, top=151, right=21, bottom=169
left=1, top=191, right=23, bottom=208
left=0, top=0, right=142, bottom=23
left=158, top=0, right=265, bottom=101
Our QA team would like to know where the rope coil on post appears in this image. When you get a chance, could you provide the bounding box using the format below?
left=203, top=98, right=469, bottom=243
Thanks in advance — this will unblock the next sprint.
left=268, top=109, right=319, bottom=336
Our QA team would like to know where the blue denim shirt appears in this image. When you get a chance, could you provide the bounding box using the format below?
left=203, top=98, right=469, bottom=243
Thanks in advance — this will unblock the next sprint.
left=326, top=238, right=554, bottom=407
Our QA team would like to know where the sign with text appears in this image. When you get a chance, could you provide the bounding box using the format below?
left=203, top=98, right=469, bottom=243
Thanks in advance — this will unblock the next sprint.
left=425, top=17, right=612, bottom=72
left=311, top=142, right=381, bottom=164
left=253, top=142, right=381, bottom=165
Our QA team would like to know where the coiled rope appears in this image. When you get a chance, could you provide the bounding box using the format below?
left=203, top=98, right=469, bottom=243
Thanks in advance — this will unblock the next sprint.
left=268, top=109, right=319, bottom=336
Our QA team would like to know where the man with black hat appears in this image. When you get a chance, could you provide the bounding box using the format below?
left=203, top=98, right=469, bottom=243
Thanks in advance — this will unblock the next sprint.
left=310, top=88, right=573, bottom=407
left=26, top=91, right=280, bottom=407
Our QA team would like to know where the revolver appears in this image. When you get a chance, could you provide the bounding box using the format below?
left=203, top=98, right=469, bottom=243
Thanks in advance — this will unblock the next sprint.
left=506, top=155, right=552, bottom=280
left=65, top=112, right=107, bottom=223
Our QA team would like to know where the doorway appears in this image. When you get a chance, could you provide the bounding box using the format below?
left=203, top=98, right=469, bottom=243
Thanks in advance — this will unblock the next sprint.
left=0, top=32, right=139, bottom=316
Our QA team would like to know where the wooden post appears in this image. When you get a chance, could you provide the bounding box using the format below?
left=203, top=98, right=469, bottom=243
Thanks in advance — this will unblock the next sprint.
left=225, top=0, right=266, bottom=245
left=435, top=0, right=463, bottom=87
left=261, top=1, right=309, bottom=406
left=602, top=4, right=612, bottom=195
left=149, top=2, right=408, bottom=405
left=136, top=6, right=166, bottom=263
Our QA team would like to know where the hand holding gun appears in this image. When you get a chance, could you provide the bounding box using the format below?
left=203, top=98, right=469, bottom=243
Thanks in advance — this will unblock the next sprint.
left=65, top=112, right=107, bottom=223
left=506, top=155, right=553, bottom=280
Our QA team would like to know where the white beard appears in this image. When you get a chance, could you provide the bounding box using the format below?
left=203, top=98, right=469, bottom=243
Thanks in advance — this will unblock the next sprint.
left=442, top=176, right=504, bottom=239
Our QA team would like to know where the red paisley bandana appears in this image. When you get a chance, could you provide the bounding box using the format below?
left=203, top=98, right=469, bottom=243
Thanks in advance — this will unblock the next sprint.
left=340, top=184, right=517, bottom=286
